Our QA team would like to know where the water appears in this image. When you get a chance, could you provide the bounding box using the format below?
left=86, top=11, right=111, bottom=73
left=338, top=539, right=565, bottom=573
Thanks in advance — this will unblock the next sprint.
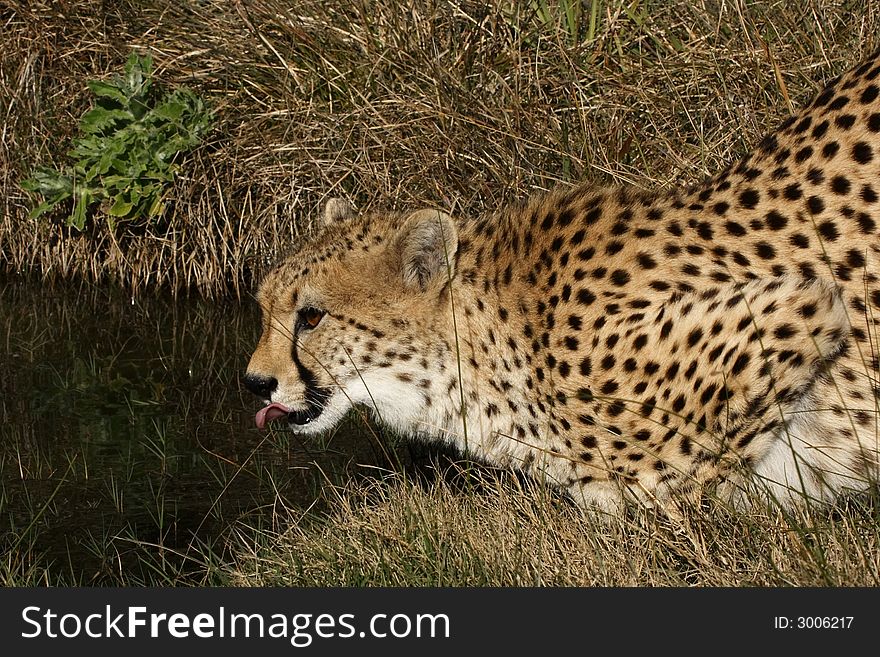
left=0, top=276, right=410, bottom=584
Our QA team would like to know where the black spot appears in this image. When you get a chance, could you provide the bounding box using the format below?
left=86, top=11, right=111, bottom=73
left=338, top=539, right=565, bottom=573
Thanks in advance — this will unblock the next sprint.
left=798, top=262, right=817, bottom=279
left=793, top=116, right=812, bottom=133
left=857, top=213, right=876, bottom=234
left=687, top=328, right=703, bottom=347
left=869, top=113, right=880, bottom=132
left=731, top=352, right=750, bottom=375
left=764, top=210, right=787, bottom=230
left=862, top=185, right=878, bottom=203
left=633, top=334, right=648, bottom=350
left=696, top=222, right=714, bottom=240
left=853, top=141, right=874, bottom=164
left=861, top=84, right=879, bottom=104
left=579, top=357, right=592, bottom=376
left=811, top=120, right=829, bottom=139
left=577, top=289, right=596, bottom=306
left=713, top=202, right=729, bottom=215
left=601, top=354, right=616, bottom=370
left=610, top=269, right=631, bottom=286
left=732, top=251, right=751, bottom=266
left=773, top=324, right=797, bottom=340
left=568, top=315, right=582, bottom=330
left=817, top=220, right=840, bottom=242
left=754, top=241, right=776, bottom=260
left=822, top=141, right=840, bottom=159
left=847, top=249, right=866, bottom=269
left=807, top=196, right=825, bottom=214
left=813, top=88, right=835, bottom=107
left=564, top=336, right=579, bottom=350
left=831, top=175, right=851, bottom=195
left=600, top=380, right=619, bottom=395
left=577, top=247, right=595, bottom=261
left=700, top=384, right=718, bottom=405
left=835, top=114, right=856, bottom=130
left=636, top=253, right=657, bottom=269
left=783, top=183, right=802, bottom=200
left=828, top=95, right=850, bottom=111
left=605, top=240, right=625, bottom=255
left=725, top=221, right=747, bottom=236
left=771, top=166, right=789, bottom=181
left=794, top=146, right=813, bottom=163
left=790, top=233, right=809, bottom=248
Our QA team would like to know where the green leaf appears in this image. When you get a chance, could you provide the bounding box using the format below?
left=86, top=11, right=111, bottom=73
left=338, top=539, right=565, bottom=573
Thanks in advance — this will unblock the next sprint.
left=69, top=191, right=90, bottom=230
left=80, top=107, right=132, bottom=134
left=28, top=199, right=62, bottom=219
left=69, top=136, right=105, bottom=161
left=26, top=48, right=210, bottom=230
left=151, top=100, right=186, bottom=122
left=21, top=168, right=73, bottom=198
left=108, top=194, right=133, bottom=217
left=147, top=194, right=164, bottom=217
left=124, top=51, right=152, bottom=99
left=86, top=80, right=129, bottom=104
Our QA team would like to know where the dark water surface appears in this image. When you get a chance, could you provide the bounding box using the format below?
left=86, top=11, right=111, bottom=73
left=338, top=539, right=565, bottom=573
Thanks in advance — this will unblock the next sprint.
left=0, top=276, right=402, bottom=584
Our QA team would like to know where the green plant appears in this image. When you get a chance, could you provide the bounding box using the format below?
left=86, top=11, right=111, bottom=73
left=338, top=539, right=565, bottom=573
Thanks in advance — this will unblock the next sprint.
left=22, top=51, right=211, bottom=231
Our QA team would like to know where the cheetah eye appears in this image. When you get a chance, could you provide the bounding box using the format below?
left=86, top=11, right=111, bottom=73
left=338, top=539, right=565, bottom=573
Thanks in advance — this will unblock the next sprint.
left=298, top=307, right=326, bottom=330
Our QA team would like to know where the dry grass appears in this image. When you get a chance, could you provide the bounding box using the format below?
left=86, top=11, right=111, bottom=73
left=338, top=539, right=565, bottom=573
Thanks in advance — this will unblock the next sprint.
left=219, top=463, right=880, bottom=586
left=3, top=1, right=880, bottom=587
left=2, top=0, right=877, bottom=296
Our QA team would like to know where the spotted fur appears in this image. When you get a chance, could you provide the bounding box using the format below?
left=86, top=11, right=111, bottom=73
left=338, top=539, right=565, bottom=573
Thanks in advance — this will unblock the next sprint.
left=246, top=49, right=880, bottom=512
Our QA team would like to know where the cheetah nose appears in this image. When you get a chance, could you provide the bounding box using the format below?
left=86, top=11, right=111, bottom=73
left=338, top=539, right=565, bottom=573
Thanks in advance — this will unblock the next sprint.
left=243, top=373, right=278, bottom=400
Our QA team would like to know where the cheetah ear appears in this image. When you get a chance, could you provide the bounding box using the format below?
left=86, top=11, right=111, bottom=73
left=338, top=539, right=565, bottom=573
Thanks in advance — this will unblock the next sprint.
left=321, top=197, right=355, bottom=226
left=398, top=209, right=458, bottom=291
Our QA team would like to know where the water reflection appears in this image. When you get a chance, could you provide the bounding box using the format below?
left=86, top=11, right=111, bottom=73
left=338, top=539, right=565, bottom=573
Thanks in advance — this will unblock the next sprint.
left=0, top=276, right=402, bottom=584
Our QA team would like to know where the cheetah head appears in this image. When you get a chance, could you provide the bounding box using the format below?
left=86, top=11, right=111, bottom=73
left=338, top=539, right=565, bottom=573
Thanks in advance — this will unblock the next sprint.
left=244, top=199, right=458, bottom=436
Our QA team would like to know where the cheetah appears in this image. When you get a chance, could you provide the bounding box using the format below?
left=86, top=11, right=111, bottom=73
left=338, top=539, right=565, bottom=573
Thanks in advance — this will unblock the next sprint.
left=245, top=48, right=880, bottom=513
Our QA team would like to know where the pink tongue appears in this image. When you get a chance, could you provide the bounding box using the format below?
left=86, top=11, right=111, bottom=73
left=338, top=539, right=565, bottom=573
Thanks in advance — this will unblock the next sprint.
left=255, top=402, right=292, bottom=430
